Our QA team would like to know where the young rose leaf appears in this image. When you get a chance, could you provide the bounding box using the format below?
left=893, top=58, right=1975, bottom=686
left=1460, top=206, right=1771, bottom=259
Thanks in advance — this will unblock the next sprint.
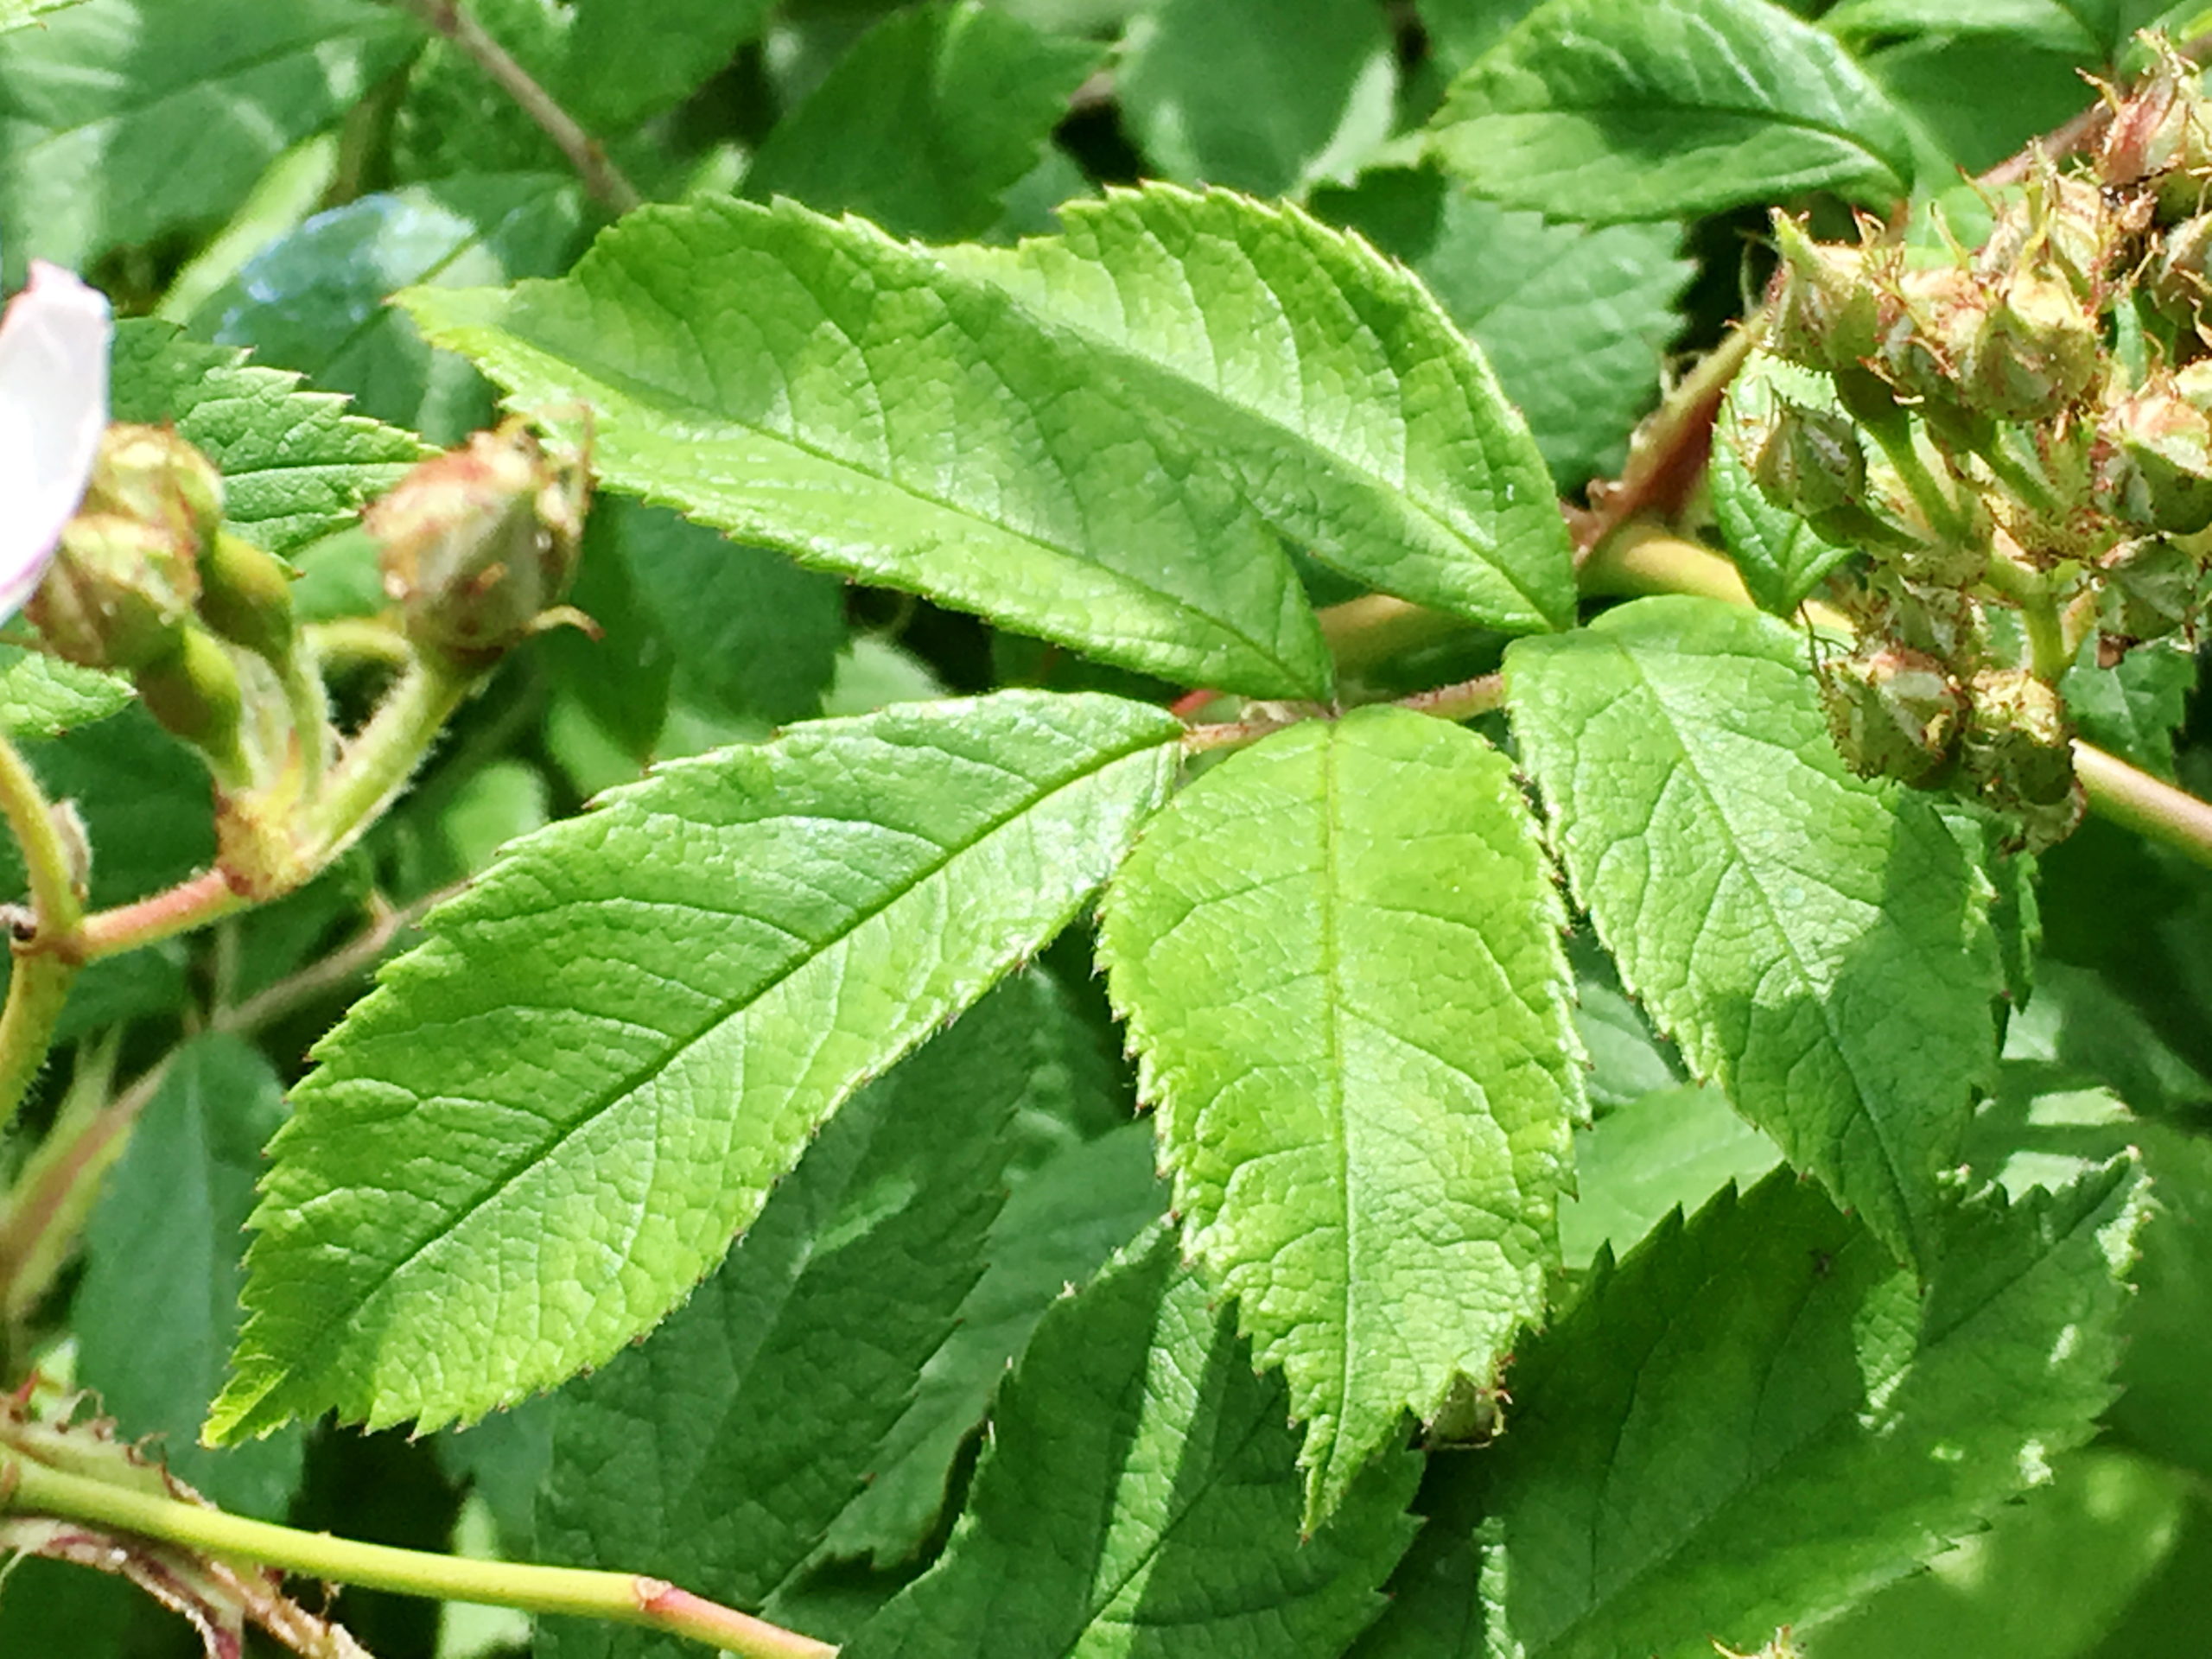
left=72, top=1036, right=304, bottom=1522
left=1117, top=0, right=1398, bottom=198
left=534, top=980, right=1045, bottom=1657
left=1428, top=0, right=1916, bottom=223
left=1099, top=707, right=1583, bottom=1529
left=401, top=197, right=1333, bottom=700
left=947, top=185, right=1575, bottom=632
left=743, top=1, right=1103, bottom=242
left=1363, top=1160, right=2145, bottom=1657
left=209, top=690, right=1181, bottom=1442
left=0, top=646, right=132, bottom=738
left=843, top=1226, right=1420, bottom=1659
left=1507, top=597, right=2002, bottom=1267
left=0, top=0, right=413, bottom=273
left=109, top=321, right=430, bottom=556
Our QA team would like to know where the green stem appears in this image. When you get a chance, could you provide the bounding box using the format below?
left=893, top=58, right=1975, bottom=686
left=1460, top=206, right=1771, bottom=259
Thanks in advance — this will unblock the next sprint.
left=2073, top=742, right=2212, bottom=871
left=1980, top=552, right=2071, bottom=683
left=305, top=653, right=475, bottom=862
left=0, top=734, right=86, bottom=1137
left=0, top=1448, right=836, bottom=1658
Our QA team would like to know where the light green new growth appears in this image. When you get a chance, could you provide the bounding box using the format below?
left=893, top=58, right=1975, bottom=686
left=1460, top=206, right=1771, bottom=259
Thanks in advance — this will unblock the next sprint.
left=210, top=691, right=1181, bottom=1442
left=1506, top=596, right=2001, bottom=1265
left=845, top=1226, right=1419, bottom=1658
left=1428, top=0, right=1917, bottom=223
left=399, top=196, right=1333, bottom=700
left=946, top=183, right=1576, bottom=632
left=1101, top=706, right=1583, bottom=1528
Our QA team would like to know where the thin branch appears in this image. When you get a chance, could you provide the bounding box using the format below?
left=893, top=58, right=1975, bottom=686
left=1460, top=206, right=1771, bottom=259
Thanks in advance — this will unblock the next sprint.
left=213, top=881, right=461, bottom=1037
left=0, top=1448, right=837, bottom=1659
left=391, top=0, right=642, bottom=214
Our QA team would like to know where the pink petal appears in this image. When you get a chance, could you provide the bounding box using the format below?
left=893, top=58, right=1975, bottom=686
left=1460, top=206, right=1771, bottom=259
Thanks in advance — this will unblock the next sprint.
left=0, top=261, right=111, bottom=621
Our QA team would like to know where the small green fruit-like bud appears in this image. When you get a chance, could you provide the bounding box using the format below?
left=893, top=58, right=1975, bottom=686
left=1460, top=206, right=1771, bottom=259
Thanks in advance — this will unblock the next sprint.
left=2149, top=210, right=2212, bottom=321
left=79, top=423, right=223, bottom=550
left=1875, top=266, right=1982, bottom=411
left=1750, top=398, right=1866, bottom=518
left=1980, top=170, right=2118, bottom=299
left=1961, top=668, right=2082, bottom=850
left=368, top=419, right=588, bottom=664
left=2099, top=63, right=2212, bottom=221
left=1818, top=645, right=1966, bottom=785
left=198, top=529, right=296, bottom=664
left=134, top=624, right=245, bottom=771
left=2100, top=380, right=2212, bottom=534
left=1952, top=271, right=2101, bottom=423
left=1766, top=213, right=1881, bottom=373
left=25, top=512, right=199, bottom=670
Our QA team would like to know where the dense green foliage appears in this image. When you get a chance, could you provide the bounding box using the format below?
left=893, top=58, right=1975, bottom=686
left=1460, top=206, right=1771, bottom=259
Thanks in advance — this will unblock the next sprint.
left=0, top=3, right=2209, bottom=1658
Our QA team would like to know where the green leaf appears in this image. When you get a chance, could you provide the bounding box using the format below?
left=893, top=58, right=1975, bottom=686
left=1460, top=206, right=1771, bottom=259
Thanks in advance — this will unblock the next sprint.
left=1712, top=354, right=1858, bottom=616
left=562, top=0, right=775, bottom=130
left=1506, top=596, right=2003, bottom=1264
left=1802, top=1447, right=2191, bottom=1659
left=0, top=646, right=132, bottom=738
left=1099, top=707, right=1583, bottom=1526
left=401, top=197, right=1333, bottom=699
left=1373, top=1160, right=2146, bottom=1658
left=535, top=504, right=676, bottom=764
left=0, top=0, right=413, bottom=274
left=950, top=184, right=1576, bottom=632
left=1558, top=1082, right=1781, bottom=1269
left=1309, top=168, right=1691, bottom=492
left=535, top=979, right=1046, bottom=1656
left=73, top=1036, right=305, bottom=1520
left=824, top=1117, right=1169, bottom=1566
left=612, top=501, right=847, bottom=729
left=1862, top=31, right=2105, bottom=177
left=1823, top=0, right=2167, bottom=60
left=1415, top=0, right=1549, bottom=79
left=2063, top=639, right=2196, bottom=781
left=744, top=0, right=1103, bottom=243
left=108, top=321, right=430, bottom=556
left=1118, top=0, right=1398, bottom=197
left=192, top=173, right=588, bottom=444
left=843, top=1226, right=1421, bottom=1659
left=1428, top=0, right=1916, bottom=222
left=210, top=690, right=1181, bottom=1442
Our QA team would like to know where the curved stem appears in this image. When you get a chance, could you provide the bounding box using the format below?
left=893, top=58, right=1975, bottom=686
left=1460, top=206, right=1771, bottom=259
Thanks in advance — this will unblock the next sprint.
left=0, top=734, right=86, bottom=1137
left=0, top=957, right=77, bottom=1141
left=78, top=870, right=244, bottom=963
left=0, top=735, right=83, bottom=943
left=305, top=654, right=475, bottom=863
left=0, top=1447, right=836, bottom=1658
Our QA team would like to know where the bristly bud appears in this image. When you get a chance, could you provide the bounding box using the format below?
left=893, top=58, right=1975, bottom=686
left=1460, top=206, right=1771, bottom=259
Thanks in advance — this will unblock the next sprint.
left=2098, top=56, right=2212, bottom=222
left=1979, top=168, right=2121, bottom=300
left=2099, top=374, right=2212, bottom=534
left=1750, top=397, right=1866, bottom=518
left=1961, top=667, right=2083, bottom=850
left=1818, top=645, right=1967, bottom=785
left=76, top=423, right=222, bottom=551
left=1952, top=269, right=2102, bottom=423
left=367, top=417, right=589, bottom=666
left=1766, top=213, right=1881, bottom=373
left=2148, top=209, right=2212, bottom=325
left=198, top=529, right=296, bottom=666
left=25, top=511, right=199, bottom=670
left=1873, top=265, right=1982, bottom=416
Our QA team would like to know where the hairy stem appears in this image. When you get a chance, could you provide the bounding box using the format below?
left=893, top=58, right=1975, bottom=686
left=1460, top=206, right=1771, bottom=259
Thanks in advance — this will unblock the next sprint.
left=389, top=0, right=642, bottom=213
left=0, top=734, right=86, bottom=1137
left=305, top=654, right=476, bottom=863
left=0, top=1448, right=836, bottom=1658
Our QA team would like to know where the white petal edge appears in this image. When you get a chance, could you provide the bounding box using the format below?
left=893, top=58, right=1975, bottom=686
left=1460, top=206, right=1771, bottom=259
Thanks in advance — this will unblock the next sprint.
left=0, top=262, right=111, bottom=620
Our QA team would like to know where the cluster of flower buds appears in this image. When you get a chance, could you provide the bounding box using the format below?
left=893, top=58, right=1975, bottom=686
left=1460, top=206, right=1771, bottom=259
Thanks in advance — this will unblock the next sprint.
left=365, top=417, right=588, bottom=670
left=1726, top=41, right=2212, bottom=851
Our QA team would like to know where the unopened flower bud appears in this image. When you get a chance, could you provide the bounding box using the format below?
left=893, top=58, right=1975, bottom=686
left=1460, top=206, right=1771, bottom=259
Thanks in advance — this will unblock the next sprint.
left=1951, top=270, right=2101, bottom=423
left=1766, top=213, right=1881, bottom=373
left=1961, top=668, right=2082, bottom=849
left=367, top=419, right=588, bottom=666
left=198, top=529, right=296, bottom=665
left=134, top=623, right=246, bottom=780
left=2149, top=210, right=2212, bottom=322
left=1750, top=398, right=1866, bottom=518
left=25, top=511, right=198, bottom=670
left=2100, top=63, right=2212, bottom=221
left=2100, top=379, right=2212, bottom=533
left=79, top=423, right=222, bottom=547
left=1874, top=266, right=1982, bottom=416
left=1979, top=170, right=2117, bottom=298
left=1818, top=645, right=1966, bottom=785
